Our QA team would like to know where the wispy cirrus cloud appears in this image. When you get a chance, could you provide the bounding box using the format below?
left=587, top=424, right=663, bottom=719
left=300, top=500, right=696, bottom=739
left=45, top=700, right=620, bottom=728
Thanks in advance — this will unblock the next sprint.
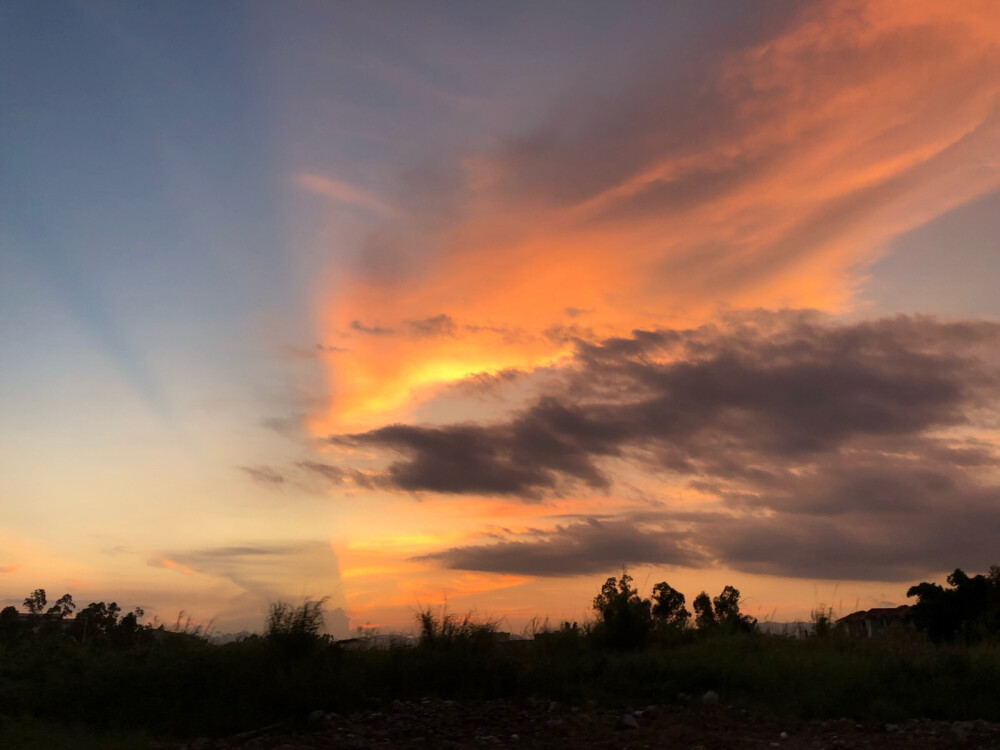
left=296, top=172, right=397, bottom=217
left=311, top=0, right=1000, bottom=433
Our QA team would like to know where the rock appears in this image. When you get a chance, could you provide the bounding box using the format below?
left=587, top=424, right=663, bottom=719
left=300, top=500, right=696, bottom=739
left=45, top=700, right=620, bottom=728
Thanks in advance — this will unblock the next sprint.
left=702, top=690, right=720, bottom=706
left=510, top=734, right=520, bottom=741
left=617, top=713, right=640, bottom=730
left=779, top=731, right=789, bottom=739
left=952, top=720, right=974, bottom=742
left=307, top=709, right=325, bottom=723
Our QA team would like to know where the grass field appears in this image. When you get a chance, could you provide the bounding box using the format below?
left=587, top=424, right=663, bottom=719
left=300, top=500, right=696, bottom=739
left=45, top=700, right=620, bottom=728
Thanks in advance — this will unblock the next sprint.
left=3, top=622, right=1000, bottom=744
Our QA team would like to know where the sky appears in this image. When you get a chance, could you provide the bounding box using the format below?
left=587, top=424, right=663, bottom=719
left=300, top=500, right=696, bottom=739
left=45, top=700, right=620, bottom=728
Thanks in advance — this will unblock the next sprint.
left=2, top=0, right=1000, bottom=635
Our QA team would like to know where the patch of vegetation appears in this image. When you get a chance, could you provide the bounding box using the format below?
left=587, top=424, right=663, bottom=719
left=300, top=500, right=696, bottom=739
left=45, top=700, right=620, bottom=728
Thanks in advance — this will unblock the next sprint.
left=2, top=569, right=1000, bottom=742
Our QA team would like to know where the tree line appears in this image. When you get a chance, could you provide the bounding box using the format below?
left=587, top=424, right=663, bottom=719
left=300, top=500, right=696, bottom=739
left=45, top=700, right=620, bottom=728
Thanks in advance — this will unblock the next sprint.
left=5, top=565, right=999, bottom=653
left=589, top=572, right=756, bottom=650
left=1, top=588, right=150, bottom=648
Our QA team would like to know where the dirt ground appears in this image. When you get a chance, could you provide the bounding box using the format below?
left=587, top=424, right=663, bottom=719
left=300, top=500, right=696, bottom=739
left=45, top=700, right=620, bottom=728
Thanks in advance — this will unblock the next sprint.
left=158, top=698, right=1000, bottom=750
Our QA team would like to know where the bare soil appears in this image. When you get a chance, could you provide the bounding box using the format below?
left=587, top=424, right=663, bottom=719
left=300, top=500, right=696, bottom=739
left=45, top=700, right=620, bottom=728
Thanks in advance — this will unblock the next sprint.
left=158, top=698, right=1000, bottom=750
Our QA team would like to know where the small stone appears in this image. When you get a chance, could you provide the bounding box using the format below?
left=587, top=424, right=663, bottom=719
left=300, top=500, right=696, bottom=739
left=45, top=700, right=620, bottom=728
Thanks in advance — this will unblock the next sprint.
left=702, top=690, right=720, bottom=706
left=779, top=731, right=788, bottom=739
left=510, top=734, right=520, bottom=742
left=618, top=714, right=640, bottom=730
left=549, top=700, right=559, bottom=712
left=308, top=709, right=325, bottom=723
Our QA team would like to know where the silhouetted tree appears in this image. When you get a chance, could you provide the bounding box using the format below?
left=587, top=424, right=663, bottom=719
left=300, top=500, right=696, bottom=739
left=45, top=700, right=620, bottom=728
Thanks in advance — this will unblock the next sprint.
left=45, top=593, right=75, bottom=620
left=692, top=586, right=756, bottom=634
left=651, top=581, right=689, bottom=628
left=23, top=589, right=46, bottom=616
left=592, top=572, right=652, bottom=650
left=693, top=591, right=715, bottom=631
left=907, top=566, right=1000, bottom=643
left=0, top=605, right=21, bottom=641
left=112, top=608, right=146, bottom=648
left=69, top=601, right=122, bottom=645
left=714, top=585, right=756, bottom=633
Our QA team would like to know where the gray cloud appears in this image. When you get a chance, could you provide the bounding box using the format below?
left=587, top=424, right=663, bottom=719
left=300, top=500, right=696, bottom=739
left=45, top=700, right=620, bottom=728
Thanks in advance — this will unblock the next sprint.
left=418, top=517, right=704, bottom=577
left=240, top=465, right=286, bottom=486
left=348, top=315, right=458, bottom=339
left=151, top=541, right=341, bottom=607
left=334, top=313, right=999, bottom=497
left=297, top=460, right=376, bottom=490
left=405, top=314, right=457, bottom=338
left=329, top=312, right=1000, bottom=581
left=297, top=460, right=348, bottom=484
left=350, top=320, right=395, bottom=336
left=453, top=367, right=525, bottom=397
left=336, top=396, right=624, bottom=497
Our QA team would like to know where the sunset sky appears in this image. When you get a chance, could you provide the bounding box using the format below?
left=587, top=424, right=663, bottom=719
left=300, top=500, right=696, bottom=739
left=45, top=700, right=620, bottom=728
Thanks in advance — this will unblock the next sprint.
left=3, top=0, right=1000, bottom=635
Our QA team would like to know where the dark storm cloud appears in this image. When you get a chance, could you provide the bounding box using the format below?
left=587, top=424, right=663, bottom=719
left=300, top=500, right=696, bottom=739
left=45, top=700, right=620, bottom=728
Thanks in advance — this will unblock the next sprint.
left=422, top=439, right=1000, bottom=580
left=334, top=313, right=1000, bottom=497
left=697, top=483, right=1000, bottom=581
left=337, top=396, right=625, bottom=497
left=418, top=517, right=704, bottom=577
left=330, top=312, right=1000, bottom=580
left=426, top=474, right=1000, bottom=581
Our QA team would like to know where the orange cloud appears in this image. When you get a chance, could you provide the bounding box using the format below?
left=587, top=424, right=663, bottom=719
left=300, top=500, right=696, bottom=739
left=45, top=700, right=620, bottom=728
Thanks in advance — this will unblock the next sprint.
left=157, top=557, right=198, bottom=576
left=308, top=0, right=1000, bottom=434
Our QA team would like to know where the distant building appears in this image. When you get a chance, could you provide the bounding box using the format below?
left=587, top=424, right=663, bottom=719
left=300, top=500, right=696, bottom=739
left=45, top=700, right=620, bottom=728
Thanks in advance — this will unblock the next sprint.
left=836, top=605, right=913, bottom=637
